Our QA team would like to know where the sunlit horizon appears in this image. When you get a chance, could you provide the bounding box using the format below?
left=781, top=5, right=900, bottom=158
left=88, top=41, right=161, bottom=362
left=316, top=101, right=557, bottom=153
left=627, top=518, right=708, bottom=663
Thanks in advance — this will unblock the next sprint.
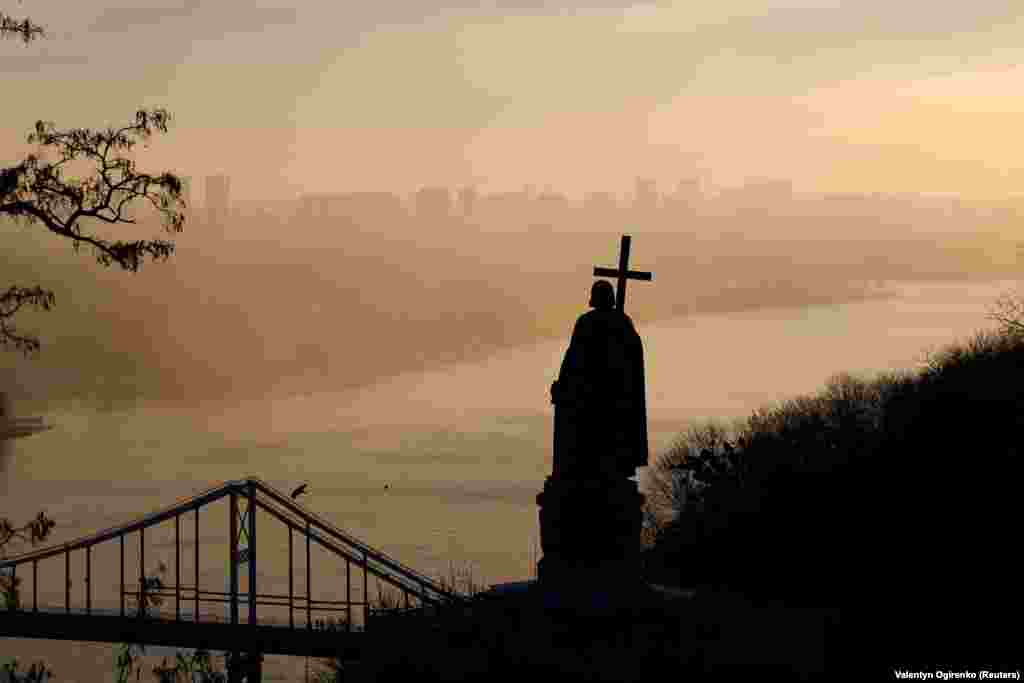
left=4, top=2, right=1024, bottom=201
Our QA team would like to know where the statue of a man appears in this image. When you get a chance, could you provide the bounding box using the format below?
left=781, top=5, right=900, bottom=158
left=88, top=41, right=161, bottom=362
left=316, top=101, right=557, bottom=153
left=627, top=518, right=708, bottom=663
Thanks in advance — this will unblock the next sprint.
left=550, top=280, right=648, bottom=479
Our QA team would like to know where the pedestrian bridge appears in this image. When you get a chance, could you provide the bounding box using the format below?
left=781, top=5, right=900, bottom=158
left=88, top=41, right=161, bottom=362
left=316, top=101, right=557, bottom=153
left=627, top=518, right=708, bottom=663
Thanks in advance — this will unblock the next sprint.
left=0, top=477, right=470, bottom=659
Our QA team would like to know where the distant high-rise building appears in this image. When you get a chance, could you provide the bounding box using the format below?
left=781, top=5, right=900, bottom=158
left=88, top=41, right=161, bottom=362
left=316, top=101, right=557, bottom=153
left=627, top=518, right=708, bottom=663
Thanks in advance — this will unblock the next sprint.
left=414, top=186, right=451, bottom=222
left=205, top=174, right=231, bottom=218
left=457, top=186, right=478, bottom=217
left=532, top=190, right=571, bottom=231
left=581, top=191, right=620, bottom=231
left=536, top=189, right=569, bottom=204
left=583, top=191, right=619, bottom=211
left=665, top=178, right=702, bottom=216
left=674, top=178, right=701, bottom=202
left=299, top=191, right=406, bottom=228
left=478, top=191, right=531, bottom=230
left=633, top=177, right=659, bottom=213
left=742, top=178, right=792, bottom=209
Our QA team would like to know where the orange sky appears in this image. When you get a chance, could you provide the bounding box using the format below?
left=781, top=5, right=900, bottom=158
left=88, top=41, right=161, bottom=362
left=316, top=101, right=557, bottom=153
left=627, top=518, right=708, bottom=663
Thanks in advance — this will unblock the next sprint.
left=4, top=1, right=1024, bottom=200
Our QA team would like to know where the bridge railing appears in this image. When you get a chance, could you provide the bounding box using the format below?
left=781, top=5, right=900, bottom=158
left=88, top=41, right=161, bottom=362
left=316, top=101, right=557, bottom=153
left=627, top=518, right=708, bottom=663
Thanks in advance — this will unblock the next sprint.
left=0, top=604, right=359, bottom=629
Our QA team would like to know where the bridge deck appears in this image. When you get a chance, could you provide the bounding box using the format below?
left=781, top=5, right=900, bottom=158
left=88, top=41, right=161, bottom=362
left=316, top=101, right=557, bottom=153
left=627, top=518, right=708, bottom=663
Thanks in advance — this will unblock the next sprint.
left=0, top=609, right=365, bottom=659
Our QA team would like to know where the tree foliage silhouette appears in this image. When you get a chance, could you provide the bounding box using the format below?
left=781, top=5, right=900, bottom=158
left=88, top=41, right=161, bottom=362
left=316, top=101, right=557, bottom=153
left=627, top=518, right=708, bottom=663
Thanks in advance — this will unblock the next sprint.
left=1, top=509, right=56, bottom=681
left=2, top=8, right=184, bottom=679
left=1, top=6, right=186, bottom=355
left=0, top=2, right=46, bottom=44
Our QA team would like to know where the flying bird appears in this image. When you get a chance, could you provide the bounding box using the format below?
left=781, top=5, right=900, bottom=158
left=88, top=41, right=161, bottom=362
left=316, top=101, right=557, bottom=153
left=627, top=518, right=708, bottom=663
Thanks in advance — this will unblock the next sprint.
left=290, top=483, right=308, bottom=500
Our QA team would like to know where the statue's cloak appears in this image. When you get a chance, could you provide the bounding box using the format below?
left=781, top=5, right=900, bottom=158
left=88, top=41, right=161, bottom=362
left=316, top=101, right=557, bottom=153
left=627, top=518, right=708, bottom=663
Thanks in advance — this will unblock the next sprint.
left=551, top=309, right=647, bottom=477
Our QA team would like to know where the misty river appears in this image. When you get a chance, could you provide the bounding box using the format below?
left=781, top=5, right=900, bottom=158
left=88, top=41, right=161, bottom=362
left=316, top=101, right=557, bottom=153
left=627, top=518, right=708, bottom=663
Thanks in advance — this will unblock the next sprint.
left=1, top=277, right=1017, bottom=680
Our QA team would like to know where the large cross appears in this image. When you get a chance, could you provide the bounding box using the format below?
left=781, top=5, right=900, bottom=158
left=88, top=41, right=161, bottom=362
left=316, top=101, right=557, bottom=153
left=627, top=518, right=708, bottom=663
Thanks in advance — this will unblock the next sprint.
left=593, top=234, right=653, bottom=312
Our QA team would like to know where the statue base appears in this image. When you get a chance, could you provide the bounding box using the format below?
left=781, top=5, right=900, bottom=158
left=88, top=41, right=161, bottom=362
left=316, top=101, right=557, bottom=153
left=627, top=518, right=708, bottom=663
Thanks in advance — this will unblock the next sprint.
left=535, top=474, right=644, bottom=593
left=359, top=469, right=832, bottom=679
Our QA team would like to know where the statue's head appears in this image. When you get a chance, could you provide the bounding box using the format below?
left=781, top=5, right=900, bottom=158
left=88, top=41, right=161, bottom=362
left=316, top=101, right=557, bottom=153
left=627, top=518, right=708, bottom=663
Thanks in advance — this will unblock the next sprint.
left=589, top=280, right=615, bottom=310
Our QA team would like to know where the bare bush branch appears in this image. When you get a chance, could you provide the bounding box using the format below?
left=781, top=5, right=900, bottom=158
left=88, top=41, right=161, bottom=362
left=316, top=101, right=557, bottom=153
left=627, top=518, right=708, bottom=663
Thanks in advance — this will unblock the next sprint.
left=986, top=288, right=1024, bottom=337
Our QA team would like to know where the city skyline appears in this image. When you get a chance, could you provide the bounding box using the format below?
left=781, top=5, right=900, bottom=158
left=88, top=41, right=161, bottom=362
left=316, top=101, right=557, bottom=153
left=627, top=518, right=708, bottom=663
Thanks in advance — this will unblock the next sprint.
left=173, top=171, right=1024, bottom=252
left=190, top=172, right=1017, bottom=210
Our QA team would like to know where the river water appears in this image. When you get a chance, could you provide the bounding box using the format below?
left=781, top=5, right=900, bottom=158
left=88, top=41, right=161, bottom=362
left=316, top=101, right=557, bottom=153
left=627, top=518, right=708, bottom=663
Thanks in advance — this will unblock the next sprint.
left=1, top=278, right=1017, bottom=680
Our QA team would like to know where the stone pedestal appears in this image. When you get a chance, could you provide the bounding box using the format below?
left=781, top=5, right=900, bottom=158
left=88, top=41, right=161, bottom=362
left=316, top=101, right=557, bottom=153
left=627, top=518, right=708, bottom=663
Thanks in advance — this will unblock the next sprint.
left=362, top=470, right=829, bottom=679
left=535, top=474, right=645, bottom=595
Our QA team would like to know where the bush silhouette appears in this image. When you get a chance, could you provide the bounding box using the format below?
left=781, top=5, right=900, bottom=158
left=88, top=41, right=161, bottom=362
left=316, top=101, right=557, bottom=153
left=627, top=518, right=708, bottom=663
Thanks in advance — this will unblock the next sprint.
left=643, top=325, right=1022, bottom=669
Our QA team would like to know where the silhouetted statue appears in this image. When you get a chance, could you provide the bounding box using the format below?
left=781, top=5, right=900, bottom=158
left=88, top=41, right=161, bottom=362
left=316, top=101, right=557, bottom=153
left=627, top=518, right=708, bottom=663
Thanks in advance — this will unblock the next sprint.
left=550, top=279, right=648, bottom=479
left=535, top=235, right=653, bottom=589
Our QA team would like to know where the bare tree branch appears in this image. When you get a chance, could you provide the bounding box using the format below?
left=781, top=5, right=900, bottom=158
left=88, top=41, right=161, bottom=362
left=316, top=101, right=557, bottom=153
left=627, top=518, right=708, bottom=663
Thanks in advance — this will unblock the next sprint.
left=0, top=286, right=55, bottom=355
left=0, top=8, right=47, bottom=44
left=1, top=108, right=186, bottom=354
left=1, top=511, right=56, bottom=611
left=0, top=511, right=56, bottom=558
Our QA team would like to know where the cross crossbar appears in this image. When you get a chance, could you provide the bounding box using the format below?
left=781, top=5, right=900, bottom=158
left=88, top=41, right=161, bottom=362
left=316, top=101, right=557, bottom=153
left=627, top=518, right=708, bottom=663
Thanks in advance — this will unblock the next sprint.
left=592, top=234, right=653, bottom=312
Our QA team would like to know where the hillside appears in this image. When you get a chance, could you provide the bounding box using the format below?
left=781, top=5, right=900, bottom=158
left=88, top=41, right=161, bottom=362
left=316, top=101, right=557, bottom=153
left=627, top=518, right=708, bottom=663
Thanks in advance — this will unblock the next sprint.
left=641, top=321, right=1022, bottom=672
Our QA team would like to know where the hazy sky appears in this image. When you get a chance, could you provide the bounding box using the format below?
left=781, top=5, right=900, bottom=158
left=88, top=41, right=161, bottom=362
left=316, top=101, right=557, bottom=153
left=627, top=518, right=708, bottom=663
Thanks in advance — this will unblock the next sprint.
left=4, top=1, right=1024, bottom=200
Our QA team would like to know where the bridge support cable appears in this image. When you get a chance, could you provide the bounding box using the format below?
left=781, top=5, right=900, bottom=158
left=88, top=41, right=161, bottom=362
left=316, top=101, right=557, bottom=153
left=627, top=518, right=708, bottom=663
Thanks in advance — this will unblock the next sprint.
left=64, top=547, right=69, bottom=614
left=86, top=545, right=91, bottom=615
left=119, top=535, right=124, bottom=617
left=0, top=477, right=470, bottom=643
left=252, top=495, right=456, bottom=611
left=229, top=490, right=238, bottom=627
left=175, top=513, right=180, bottom=622
left=140, top=526, right=145, bottom=616
left=1, top=478, right=465, bottom=606
left=251, top=479, right=460, bottom=599
left=229, top=491, right=239, bottom=678
left=247, top=480, right=257, bottom=627
left=194, top=507, right=199, bottom=623
left=305, top=520, right=311, bottom=630
left=288, top=526, right=294, bottom=629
